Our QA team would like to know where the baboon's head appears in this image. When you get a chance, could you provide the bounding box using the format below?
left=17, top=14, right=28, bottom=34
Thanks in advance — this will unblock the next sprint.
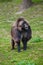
left=17, top=18, right=29, bottom=31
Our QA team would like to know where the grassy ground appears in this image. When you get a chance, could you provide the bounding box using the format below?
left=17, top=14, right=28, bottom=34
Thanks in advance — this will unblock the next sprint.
left=0, top=0, right=43, bottom=65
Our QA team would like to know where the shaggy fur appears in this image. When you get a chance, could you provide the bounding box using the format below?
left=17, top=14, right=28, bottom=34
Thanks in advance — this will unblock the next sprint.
left=11, top=18, right=32, bottom=52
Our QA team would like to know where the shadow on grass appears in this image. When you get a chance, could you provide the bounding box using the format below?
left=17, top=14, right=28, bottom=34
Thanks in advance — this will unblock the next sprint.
left=30, top=36, right=43, bottom=43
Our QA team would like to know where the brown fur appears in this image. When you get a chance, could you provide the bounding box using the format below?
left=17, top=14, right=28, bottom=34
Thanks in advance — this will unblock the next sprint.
left=11, top=18, right=32, bottom=52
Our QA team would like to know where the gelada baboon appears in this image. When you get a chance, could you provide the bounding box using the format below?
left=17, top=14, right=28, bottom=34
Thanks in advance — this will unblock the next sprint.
left=11, top=18, right=32, bottom=52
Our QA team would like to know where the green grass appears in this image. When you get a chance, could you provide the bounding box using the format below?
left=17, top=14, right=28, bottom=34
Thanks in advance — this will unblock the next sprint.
left=0, top=0, right=43, bottom=65
left=32, top=0, right=43, bottom=3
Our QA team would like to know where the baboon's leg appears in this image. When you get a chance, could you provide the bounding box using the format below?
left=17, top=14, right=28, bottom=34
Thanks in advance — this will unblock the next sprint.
left=22, top=38, right=27, bottom=50
left=11, top=39, right=15, bottom=50
left=17, top=41, right=20, bottom=52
